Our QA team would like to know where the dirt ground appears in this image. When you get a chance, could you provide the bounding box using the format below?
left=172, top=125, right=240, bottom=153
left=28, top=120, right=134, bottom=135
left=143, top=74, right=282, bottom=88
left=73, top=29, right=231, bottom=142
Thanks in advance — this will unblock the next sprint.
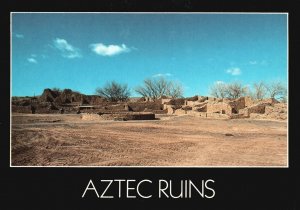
left=11, top=113, right=287, bottom=167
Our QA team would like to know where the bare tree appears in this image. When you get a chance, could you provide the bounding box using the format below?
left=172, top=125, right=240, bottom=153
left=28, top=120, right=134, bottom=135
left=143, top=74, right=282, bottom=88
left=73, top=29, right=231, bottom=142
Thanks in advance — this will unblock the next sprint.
left=135, top=78, right=165, bottom=100
left=209, top=81, right=228, bottom=98
left=95, top=81, right=130, bottom=102
left=252, top=81, right=267, bottom=99
left=266, top=81, right=287, bottom=101
left=135, top=77, right=184, bottom=100
left=281, top=94, right=287, bottom=103
left=225, top=81, right=248, bottom=99
left=166, top=81, right=184, bottom=99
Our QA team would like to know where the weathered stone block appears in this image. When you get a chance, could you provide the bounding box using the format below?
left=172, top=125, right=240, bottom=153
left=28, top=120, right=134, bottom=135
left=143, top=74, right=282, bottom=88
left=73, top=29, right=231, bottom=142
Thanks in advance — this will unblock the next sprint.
left=239, top=104, right=266, bottom=117
left=174, top=109, right=187, bottom=115
left=198, top=96, right=208, bottom=102
left=207, top=102, right=233, bottom=115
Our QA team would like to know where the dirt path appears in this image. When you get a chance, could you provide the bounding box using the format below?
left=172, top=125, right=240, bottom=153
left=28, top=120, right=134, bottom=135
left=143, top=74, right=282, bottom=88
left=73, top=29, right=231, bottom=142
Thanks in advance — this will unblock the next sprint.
left=11, top=114, right=287, bottom=167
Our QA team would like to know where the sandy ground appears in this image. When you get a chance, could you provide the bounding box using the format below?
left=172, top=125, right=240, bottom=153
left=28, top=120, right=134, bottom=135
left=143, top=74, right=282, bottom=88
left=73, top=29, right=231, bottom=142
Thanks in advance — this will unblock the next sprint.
left=11, top=113, right=287, bottom=167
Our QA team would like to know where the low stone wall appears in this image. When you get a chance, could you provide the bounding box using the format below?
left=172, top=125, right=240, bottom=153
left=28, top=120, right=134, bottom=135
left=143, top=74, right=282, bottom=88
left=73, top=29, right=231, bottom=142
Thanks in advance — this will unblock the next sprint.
left=81, top=112, right=156, bottom=121
left=265, top=103, right=287, bottom=114
left=186, top=100, right=201, bottom=106
left=179, top=110, right=230, bottom=119
left=239, top=104, right=266, bottom=117
left=161, top=96, right=287, bottom=121
left=152, top=109, right=168, bottom=114
left=163, top=104, right=174, bottom=114
left=12, top=105, right=31, bottom=113
left=81, top=113, right=103, bottom=120
left=198, top=96, right=208, bottom=102
left=188, top=112, right=229, bottom=119
left=165, top=98, right=186, bottom=106
left=186, top=111, right=207, bottom=117
left=228, top=97, right=246, bottom=112
left=174, top=109, right=187, bottom=115
left=244, top=96, right=254, bottom=107
left=230, top=113, right=247, bottom=119
left=160, top=98, right=172, bottom=104
left=193, top=102, right=207, bottom=112
left=207, top=102, right=233, bottom=115
left=249, top=113, right=287, bottom=120
left=255, top=103, right=287, bottom=120
left=128, top=102, right=163, bottom=112
left=256, top=98, right=279, bottom=106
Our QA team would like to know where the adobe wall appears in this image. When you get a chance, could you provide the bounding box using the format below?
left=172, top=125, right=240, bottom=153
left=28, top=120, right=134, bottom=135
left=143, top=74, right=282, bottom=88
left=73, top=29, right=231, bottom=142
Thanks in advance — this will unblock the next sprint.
left=186, top=100, right=205, bottom=106
left=239, top=104, right=266, bottom=117
left=256, top=98, right=279, bottom=106
left=81, top=113, right=103, bottom=120
left=244, top=96, right=254, bottom=107
left=192, top=103, right=207, bottom=112
left=128, top=101, right=163, bottom=112
left=249, top=113, right=287, bottom=120
left=228, top=97, right=246, bottom=112
left=206, top=102, right=233, bottom=115
left=262, top=103, right=287, bottom=120
left=174, top=109, right=187, bottom=115
left=164, top=105, right=173, bottom=114
left=161, top=98, right=172, bottom=104
left=198, top=96, right=208, bottom=102
left=187, top=111, right=230, bottom=119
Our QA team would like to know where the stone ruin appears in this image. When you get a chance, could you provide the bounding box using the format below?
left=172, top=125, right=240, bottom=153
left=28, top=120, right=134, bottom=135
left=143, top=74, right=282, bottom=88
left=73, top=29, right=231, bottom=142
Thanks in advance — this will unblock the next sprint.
left=81, top=112, right=156, bottom=121
left=12, top=88, right=287, bottom=121
left=12, top=88, right=163, bottom=120
left=162, top=96, right=287, bottom=120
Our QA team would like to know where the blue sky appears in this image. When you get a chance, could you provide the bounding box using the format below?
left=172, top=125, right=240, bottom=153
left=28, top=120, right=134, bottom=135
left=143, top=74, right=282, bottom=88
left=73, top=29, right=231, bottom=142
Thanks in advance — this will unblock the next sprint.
left=12, top=13, right=287, bottom=97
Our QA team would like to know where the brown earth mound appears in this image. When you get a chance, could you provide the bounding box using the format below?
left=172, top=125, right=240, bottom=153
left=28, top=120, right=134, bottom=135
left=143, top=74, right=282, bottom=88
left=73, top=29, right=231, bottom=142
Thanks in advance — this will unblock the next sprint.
left=39, top=88, right=105, bottom=105
left=39, top=88, right=60, bottom=102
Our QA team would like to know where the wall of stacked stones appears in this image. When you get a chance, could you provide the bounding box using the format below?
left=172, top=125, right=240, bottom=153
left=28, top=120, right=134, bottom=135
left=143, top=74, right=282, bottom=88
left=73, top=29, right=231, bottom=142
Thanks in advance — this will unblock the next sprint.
left=81, top=112, right=156, bottom=121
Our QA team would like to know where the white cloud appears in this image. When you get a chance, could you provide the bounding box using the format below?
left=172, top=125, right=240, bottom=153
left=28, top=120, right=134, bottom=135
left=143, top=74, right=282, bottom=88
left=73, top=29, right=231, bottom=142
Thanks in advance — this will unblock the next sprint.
left=27, top=58, right=37, bottom=63
left=90, top=43, right=130, bottom=56
left=152, top=73, right=173, bottom=77
left=15, top=33, right=24, bottom=39
left=226, top=67, right=241, bottom=76
left=249, top=60, right=268, bottom=65
left=215, top=80, right=225, bottom=84
left=53, top=38, right=81, bottom=58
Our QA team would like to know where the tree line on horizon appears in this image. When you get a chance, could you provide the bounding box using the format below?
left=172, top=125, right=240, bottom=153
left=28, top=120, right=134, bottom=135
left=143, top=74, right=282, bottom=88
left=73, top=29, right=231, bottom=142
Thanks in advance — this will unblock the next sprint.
left=92, top=77, right=287, bottom=103
left=95, top=77, right=183, bottom=102
left=14, top=78, right=286, bottom=103
left=209, top=80, right=287, bottom=102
